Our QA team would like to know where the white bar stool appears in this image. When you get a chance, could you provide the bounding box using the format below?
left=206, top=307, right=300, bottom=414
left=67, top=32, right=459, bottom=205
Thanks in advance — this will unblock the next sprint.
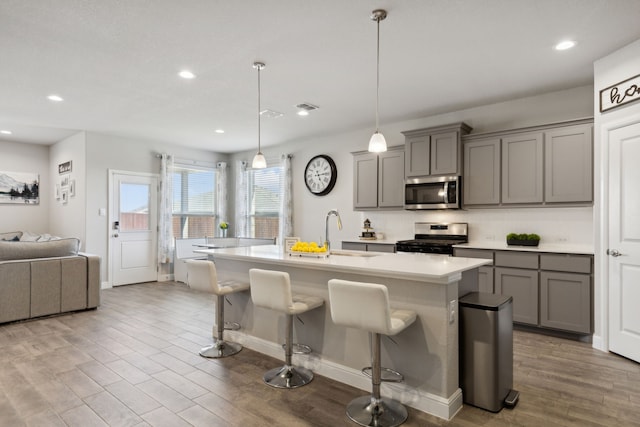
left=186, top=259, right=249, bottom=358
left=249, top=268, right=324, bottom=389
left=328, top=279, right=417, bottom=427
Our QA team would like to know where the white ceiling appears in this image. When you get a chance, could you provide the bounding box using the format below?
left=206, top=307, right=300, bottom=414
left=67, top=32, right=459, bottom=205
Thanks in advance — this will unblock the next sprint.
left=1, top=0, right=640, bottom=152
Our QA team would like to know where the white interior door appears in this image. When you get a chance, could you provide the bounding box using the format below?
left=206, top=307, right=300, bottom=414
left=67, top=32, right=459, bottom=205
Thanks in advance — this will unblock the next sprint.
left=111, top=171, right=158, bottom=286
left=608, top=120, right=640, bottom=363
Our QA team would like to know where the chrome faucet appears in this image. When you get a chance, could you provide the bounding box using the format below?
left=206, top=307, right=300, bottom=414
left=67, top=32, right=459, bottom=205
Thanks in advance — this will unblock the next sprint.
left=325, top=209, right=343, bottom=252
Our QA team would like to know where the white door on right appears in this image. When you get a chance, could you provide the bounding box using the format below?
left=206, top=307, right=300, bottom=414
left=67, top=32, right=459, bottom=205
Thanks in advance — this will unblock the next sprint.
left=608, top=119, right=640, bottom=363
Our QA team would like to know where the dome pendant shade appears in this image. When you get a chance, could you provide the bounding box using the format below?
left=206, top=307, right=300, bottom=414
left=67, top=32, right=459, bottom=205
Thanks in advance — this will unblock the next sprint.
left=368, top=132, right=387, bottom=153
left=252, top=152, right=267, bottom=168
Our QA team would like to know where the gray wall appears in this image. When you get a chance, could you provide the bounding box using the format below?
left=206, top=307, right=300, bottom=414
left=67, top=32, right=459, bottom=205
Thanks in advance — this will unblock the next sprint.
left=0, top=139, right=50, bottom=233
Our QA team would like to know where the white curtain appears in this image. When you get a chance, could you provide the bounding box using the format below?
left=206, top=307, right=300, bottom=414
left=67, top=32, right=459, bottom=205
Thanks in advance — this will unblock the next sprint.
left=279, top=154, right=293, bottom=244
left=158, top=153, right=174, bottom=264
left=216, top=162, right=228, bottom=235
left=235, top=160, right=249, bottom=237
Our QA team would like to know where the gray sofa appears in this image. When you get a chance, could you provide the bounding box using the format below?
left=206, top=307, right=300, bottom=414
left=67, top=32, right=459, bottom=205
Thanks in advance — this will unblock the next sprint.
left=0, top=232, right=101, bottom=324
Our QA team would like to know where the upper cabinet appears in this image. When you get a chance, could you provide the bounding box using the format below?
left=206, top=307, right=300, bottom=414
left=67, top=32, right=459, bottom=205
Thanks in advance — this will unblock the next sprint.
left=353, top=146, right=404, bottom=210
left=544, top=124, right=593, bottom=203
left=402, top=123, right=472, bottom=177
left=463, top=118, right=593, bottom=207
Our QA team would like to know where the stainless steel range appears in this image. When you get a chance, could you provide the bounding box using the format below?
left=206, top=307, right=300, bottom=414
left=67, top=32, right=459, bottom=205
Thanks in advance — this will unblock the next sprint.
left=396, top=222, right=468, bottom=255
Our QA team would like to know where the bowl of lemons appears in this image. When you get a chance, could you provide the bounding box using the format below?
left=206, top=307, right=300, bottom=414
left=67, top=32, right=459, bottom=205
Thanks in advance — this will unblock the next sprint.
left=289, top=241, right=329, bottom=258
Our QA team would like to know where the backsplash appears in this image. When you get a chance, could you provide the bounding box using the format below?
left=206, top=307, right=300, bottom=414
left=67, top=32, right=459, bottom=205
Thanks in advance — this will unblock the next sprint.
left=354, top=206, right=594, bottom=246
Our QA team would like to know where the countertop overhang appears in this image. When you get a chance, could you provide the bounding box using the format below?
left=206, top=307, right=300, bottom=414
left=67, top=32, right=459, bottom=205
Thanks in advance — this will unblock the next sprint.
left=195, top=245, right=490, bottom=284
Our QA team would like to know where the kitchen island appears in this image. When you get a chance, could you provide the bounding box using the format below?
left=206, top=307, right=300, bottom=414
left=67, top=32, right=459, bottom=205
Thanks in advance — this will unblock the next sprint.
left=195, top=245, right=490, bottom=420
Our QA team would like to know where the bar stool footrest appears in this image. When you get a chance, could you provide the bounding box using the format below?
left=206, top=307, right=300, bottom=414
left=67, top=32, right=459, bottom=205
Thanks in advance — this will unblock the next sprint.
left=361, top=367, right=404, bottom=383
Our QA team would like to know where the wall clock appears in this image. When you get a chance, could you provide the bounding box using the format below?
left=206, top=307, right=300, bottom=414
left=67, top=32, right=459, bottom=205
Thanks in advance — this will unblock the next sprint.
left=304, top=154, right=337, bottom=196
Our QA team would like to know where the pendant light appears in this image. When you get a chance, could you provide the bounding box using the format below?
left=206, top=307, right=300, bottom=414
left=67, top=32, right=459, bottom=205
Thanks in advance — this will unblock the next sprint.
left=368, top=9, right=388, bottom=153
left=252, top=61, right=267, bottom=169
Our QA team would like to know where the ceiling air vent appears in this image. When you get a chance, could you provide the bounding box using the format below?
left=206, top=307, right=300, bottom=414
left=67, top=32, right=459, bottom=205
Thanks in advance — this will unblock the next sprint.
left=296, top=103, right=319, bottom=112
left=260, top=109, right=284, bottom=119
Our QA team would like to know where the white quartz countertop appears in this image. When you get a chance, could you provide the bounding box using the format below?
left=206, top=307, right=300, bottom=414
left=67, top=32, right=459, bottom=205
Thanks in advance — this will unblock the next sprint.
left=195, top=245, right=491, bottom=284
left=453, top=242, right=594, bottom=255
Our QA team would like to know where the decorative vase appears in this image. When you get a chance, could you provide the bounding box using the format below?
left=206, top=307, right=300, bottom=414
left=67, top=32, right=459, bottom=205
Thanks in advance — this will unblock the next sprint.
left=221, top=229, right=227, bottom=238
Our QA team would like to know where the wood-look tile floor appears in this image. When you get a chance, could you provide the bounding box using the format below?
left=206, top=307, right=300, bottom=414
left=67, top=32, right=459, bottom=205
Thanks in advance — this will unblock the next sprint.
left=1, top=281, right=639, bottom=426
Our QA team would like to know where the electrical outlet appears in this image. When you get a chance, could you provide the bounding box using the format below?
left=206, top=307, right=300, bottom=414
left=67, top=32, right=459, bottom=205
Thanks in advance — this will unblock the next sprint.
left=449, top=300, right=456, bottom=324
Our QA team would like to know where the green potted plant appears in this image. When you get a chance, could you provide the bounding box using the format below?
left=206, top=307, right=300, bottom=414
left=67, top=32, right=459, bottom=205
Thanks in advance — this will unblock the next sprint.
left=506, top=233, right=540, bottom=247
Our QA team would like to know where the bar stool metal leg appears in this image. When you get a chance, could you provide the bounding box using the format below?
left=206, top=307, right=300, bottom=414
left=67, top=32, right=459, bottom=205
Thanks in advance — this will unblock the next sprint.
left=199, top=295, right=242, bottom=358
left=345, top=333, right=408, bottom=427
left=263, top=313, right=314, bottom=389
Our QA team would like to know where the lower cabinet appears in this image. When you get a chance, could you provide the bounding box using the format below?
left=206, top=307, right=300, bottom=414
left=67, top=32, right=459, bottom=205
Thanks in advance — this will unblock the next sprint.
left=478, top=266, right=494, bottom=293
left=454, top=247, right=593, bottom=335
left=540, top=271, right=591, bottom=334
left=495, top=267, right=539, bottom=325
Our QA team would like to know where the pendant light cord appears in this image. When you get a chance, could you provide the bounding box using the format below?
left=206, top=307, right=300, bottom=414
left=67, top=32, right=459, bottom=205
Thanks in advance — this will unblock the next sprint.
left=375, top=16, right=380, bottom=133
left=257, top=65, right=261, bottom=153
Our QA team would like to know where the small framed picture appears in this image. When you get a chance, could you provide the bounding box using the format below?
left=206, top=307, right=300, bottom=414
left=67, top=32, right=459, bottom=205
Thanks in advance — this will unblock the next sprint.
left=284, top=237, right=300, bottom=253
left=69, top=179, right=76, bottom=197
left=61, top=189, right=69, bottom=204
left=60, top=175, right=69, bottom=188
left=55, top=184, right=61, bottom=200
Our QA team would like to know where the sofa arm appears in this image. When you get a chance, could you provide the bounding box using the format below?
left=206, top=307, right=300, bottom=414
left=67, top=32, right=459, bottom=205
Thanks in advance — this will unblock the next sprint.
left=79, top=253, right=101, bottom=308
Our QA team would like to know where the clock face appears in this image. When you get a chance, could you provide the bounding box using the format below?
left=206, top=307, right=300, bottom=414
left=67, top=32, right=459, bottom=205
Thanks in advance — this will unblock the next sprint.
left=304, top=155, right=337, bottom=196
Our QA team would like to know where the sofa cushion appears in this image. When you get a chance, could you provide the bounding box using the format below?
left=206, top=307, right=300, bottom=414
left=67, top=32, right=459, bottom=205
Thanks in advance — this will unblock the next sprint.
left=0, top=238, right=80, bottom=261
left=0, top=231, right=23, bottom=241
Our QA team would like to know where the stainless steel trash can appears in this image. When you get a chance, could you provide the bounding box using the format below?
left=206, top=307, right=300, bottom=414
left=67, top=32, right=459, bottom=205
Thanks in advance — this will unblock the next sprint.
left=459, top=292, right=519, bottom=412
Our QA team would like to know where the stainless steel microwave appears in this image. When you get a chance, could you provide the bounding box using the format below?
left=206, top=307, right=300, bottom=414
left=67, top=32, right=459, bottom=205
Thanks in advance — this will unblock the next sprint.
left=404, top=175, right=461, bottom=210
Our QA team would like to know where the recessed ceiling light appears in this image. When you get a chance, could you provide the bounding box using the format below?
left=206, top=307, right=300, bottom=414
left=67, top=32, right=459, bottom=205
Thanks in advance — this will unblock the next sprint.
left=297, top=110, right=309, bottom=116
left=47, top=94, right=64, bottom=102
left=215, top=129, right=225, bottom=134
left=0, top=130, right=12, bottom=135
left=555, top=40, right=576, bottom=51
left=178, top=70, right=196, bottom=79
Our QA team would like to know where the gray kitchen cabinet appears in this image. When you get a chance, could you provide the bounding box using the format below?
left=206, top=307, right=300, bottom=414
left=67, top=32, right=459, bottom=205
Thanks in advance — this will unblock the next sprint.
left=540, top=271, right=591, bottom=333
left=342, top=241, right=396, bottom=253
left=502, top=132, right=544, bottom=204
left=544, top=124, right=593, bottom=203
left=478, top=266, right=495, bottom=293
left=495, top=267, right=539, bottom=325
left=353, top=146, right=404, bottom=210
left=455, top=247, right=594, bottom=335
left=402, top=123, right=472, bottom=177
left=462, top=118, right=593, bottom=207
left=463, top=138, right=501, bottom=205
left=353, top=152, right=378, bottom=208
left=404, top=134, right=430, bottom=177
left=378, top=149, right=405, bottom=207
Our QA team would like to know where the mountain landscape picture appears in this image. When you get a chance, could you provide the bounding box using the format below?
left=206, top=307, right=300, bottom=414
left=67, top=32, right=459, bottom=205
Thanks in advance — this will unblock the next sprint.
left=0, top=171, right=39, bottom=204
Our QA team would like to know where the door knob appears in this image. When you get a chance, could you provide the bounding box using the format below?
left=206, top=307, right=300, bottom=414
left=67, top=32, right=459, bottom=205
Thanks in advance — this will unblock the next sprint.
left=607, top=249, right=622, bottom=257
left=113, top=233, right=119, bottom=238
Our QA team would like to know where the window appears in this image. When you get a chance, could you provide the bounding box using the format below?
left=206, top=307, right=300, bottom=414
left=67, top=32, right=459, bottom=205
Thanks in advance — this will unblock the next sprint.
left=246, top=165, right=283, bottom=238
left=172, top=163, right=216, bottom=238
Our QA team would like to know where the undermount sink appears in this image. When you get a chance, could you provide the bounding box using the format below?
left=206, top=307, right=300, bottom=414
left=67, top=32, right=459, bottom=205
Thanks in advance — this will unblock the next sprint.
left=330, top=250, right=379, bottom=257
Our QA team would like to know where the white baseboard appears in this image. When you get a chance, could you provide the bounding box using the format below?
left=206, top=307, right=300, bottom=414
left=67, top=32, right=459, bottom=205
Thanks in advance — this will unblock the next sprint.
left=101, top=281, right=112, bottom=289
left=592, top=334, right=606, bottom=352
left=227, top=331, right=462, bottom=421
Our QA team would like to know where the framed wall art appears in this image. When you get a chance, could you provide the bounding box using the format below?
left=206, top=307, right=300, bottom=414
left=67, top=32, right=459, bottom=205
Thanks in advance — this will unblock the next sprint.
left=0, top=170, right=40, bottom=204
